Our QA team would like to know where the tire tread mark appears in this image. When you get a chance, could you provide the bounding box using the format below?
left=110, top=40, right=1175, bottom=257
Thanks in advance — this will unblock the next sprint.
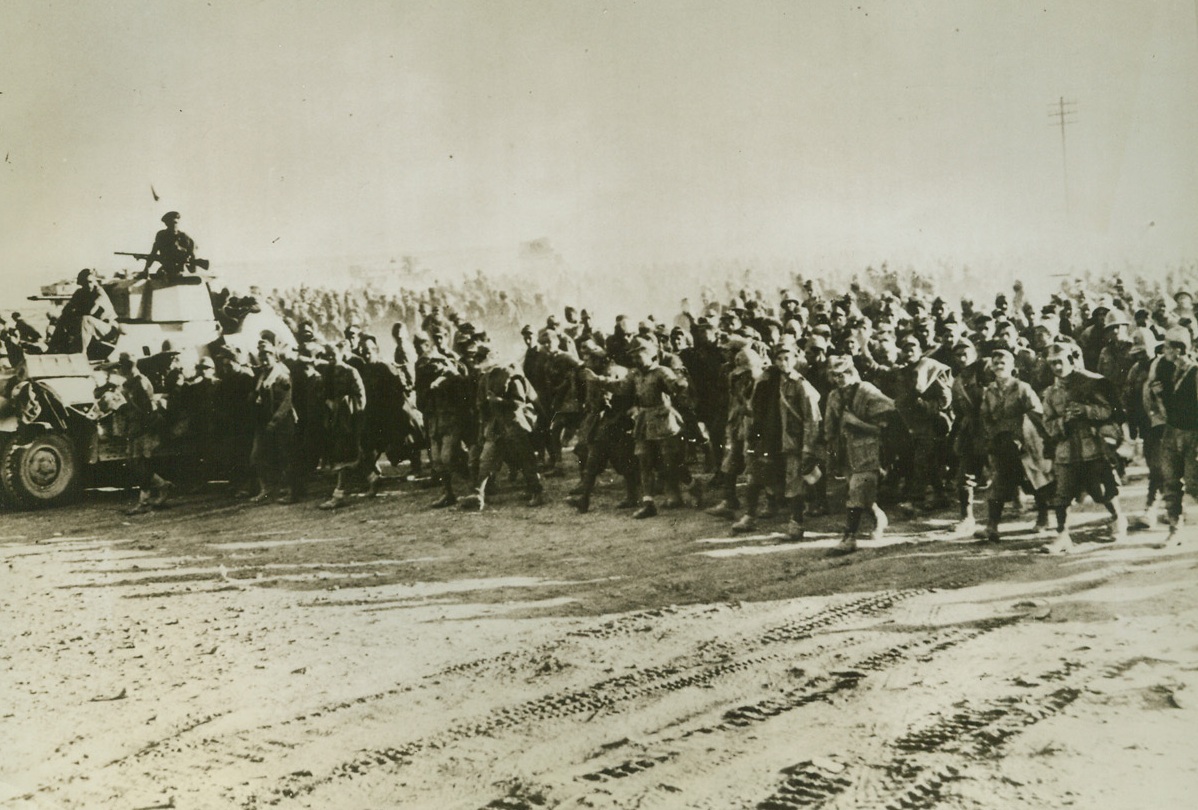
left=243, top=589, right=925, bottom=808
left=754, top=657, right=1108, bottom=810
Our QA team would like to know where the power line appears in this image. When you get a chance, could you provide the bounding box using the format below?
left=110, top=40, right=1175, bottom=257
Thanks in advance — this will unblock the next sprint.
left=1049, top=97, right=1077, bottom=221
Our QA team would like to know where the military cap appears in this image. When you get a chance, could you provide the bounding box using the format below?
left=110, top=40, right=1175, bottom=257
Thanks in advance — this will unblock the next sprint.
left=578, top=339, right=605, bottom=358
left=952, top=338, right=976, bottom=352
left=1103, top=309, right=1130, bottom=329
left=828, top=355, right=855, bottom=375
left=1130, top=331, right=1159, bottom=356
left=520, top=324, right=534, bottom=336
left=196, top=357, right=216, bottom=370
left=1165, top=325, right=1192, bottom=348
left=773, top=339, right=799, bottom=358
left=631, top=336, right=658, bottom=356
left=161, top=211, right=180, bottom=223
left=1046, top=339, right=1081, bottom=358
left=989, top=348, right=1015, bottom=363
left=258, top=330, right=277, bottom=346
left=76, top=268, right=96, bottom=284
left=806, top=334, right=830, bottom=352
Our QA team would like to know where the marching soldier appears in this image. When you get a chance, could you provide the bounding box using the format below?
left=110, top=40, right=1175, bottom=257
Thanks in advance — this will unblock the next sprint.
left=728, top=341, right=822, bottom=541
left=459, top=345, right=545, bottom=510
left=249, top=332, right=297, bottom=503
left=1147, top=326, right=1198, bottom=546
left=116, top=352, right=174, bottom=514
left=979, top=349, right=1046, bottom=542
left=1040, top=341, right=1126, bottom=553
left=825, top=355, right=896, bottom=555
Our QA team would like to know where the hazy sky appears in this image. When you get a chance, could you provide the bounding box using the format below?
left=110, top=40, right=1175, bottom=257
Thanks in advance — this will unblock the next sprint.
left=2, top=0, right=1196, bottom=288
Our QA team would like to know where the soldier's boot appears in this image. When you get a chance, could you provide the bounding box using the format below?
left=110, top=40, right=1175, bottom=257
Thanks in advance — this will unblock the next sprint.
left=981, top=501, right=1002, bottom=543
left=126, top=490, right=154, bottom=516
left=616, top=476, right=640, bottom=509
left=1143, top=499, right=1162, bottom=526
left=731, top=513, right=757, bottom=534
left=871, top=503, right=889, bottom=541
left=567, top=471, right=596, bottom=513
left=1157, top=514, right=1185, bottom=549
left=1111, top=511, right=1128, bottom=542
left=829, top=533, right=858, bottom=556
left=758, top=496, right=778, bottom=520
left=954, top=490, right=977, bottom=537
left=319, top=489, right=348, bottom=510
left=663, top=476, right=685, bottom=510
left=459, top=476, right=489, bottom=511
left=149, top=475, right=174, bottom=507
left=430, top=475, right=457, bottom=509
left=705, top=501, right=737, bottom=519
left=1039, top=529, right=1073, bottom=555
left=688, top=477, right=706, bottom=510
left=366, top=471, right=382, bottom=498
left=249, top=480, right=272, bottom=504
left=632, top=499, right=658, bottom=519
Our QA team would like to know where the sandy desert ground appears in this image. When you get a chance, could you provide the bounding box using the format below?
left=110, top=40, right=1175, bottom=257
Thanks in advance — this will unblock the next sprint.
left=3, top=469, right=1197, bottom=810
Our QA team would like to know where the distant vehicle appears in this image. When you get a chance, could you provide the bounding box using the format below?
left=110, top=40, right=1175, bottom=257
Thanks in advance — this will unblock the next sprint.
left=0, top=269, right=293, bottom=508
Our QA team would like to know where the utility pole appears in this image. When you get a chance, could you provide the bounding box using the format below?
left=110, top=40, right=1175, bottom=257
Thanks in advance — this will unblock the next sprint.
left=1049, top=97, right=1076, bottom=221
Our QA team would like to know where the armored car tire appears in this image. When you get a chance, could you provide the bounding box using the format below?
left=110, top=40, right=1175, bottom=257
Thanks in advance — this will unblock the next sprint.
left=0, top=437, right=15, bottom=508
left=2, top=432, right=82, bottom=508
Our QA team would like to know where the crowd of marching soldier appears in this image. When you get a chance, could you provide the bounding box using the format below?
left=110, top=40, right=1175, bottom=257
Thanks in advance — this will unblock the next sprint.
left=12, top=267, right=1198, bottom=556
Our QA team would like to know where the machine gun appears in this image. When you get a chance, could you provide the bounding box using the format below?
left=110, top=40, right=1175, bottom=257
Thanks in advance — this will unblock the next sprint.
left=113, top=252, right=211, bottom=271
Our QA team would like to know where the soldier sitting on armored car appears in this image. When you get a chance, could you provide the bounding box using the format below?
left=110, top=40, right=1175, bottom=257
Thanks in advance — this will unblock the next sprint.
left=143, top=211, right=196, bottom=281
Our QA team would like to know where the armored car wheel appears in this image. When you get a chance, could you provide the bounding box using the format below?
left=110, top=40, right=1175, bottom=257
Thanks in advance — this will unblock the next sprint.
left=0, top=437, right=15, bottom=508
left=2, top=432, right=81, bottom=508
